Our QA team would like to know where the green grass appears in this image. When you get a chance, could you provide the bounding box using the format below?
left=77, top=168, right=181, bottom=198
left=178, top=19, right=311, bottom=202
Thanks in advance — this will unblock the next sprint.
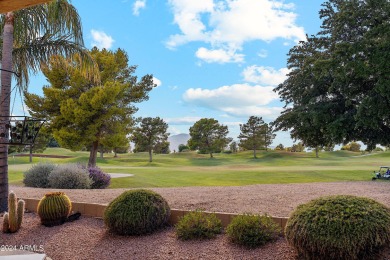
left=8, top=148, right=390, bottom=188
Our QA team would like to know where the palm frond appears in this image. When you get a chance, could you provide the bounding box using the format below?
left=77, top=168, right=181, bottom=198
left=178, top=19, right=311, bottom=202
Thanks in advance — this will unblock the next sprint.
left=0, top=0, right=88, bottom=89
left=12, top=33, right=99, bottom=90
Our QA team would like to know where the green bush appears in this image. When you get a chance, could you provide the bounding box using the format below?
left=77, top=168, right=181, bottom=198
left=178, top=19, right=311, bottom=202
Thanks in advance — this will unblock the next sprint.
left=104, top=189, right=170, bottom=236
left=176, top=210, right=222, bottom=240
left=226, top=214, right=280, bottom=248
left=285, top=195, right=390, bottom=260
left=48, top=164, right=92, bottom=189
left=23, top=163, right=57, bottom=188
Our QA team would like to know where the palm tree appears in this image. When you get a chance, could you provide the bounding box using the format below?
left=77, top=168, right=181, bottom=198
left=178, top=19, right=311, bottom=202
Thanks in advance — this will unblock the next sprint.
left=0, top=0, right=97, bottom=211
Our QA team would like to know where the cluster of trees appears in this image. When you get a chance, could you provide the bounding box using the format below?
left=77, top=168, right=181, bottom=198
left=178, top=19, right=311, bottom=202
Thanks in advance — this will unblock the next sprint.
left=185, top=116, right=275, bottom=159
left=25, top=47, right=155, bottom=167
left=273, top=0, right=390, bottom=156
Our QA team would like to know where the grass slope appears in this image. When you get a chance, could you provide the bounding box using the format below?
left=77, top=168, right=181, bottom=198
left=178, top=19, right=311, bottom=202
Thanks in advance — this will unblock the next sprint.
left=8, top=148, right=390, bottom=188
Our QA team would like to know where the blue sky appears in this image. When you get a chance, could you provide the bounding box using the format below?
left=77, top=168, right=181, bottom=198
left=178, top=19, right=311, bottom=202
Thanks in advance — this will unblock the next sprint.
left=23, top=0, right=325, bottom=146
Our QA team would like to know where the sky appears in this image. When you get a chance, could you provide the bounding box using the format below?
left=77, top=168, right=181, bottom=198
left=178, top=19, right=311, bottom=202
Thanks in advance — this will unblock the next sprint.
left=21, top=0, right=326, bottom=146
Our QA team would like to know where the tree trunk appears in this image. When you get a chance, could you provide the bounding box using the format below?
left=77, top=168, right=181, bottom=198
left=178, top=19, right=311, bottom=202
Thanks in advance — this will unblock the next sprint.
left=100, top=150, right=103, bottom=158
left=29, top=145, right=33, bottom=163
left=315, top=147, right=319, bottom=158
left=0, top=12, right=14, bottom=212
left=209, top=152, right=213, bottom=158
left=253, top=146, right=257, bottom=158
left=88, top=141, right=98, bottom=167
left=148, top=148, right=152, bottom=162
left=114, top=148, right=117, bottom=158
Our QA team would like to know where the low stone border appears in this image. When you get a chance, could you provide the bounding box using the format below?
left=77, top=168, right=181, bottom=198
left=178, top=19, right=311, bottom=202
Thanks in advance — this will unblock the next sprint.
left=22, top=198, right=288, bottom=230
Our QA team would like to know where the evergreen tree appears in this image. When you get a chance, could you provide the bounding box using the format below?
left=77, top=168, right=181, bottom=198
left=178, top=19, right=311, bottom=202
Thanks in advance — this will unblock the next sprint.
left=238, top=116, right=275, bottom=158
left=131, top=117, right=170, bottom=162
left=25, top=48, right=155, bottom=166
left=188, top=118, right=232, bottom=158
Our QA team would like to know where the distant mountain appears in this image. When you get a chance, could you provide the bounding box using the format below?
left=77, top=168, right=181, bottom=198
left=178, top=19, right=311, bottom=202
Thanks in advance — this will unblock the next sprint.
left=168, top=133, right=190, bottom=152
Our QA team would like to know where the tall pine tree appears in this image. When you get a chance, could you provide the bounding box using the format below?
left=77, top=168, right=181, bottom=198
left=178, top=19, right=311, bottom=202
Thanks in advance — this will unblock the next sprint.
left=25, top=48, right=155, bottom=166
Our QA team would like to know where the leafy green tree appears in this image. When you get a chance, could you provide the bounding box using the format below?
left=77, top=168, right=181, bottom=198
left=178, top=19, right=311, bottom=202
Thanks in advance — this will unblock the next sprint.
left=101, top=133, right=129, bottom=158
left=238, top=116, right=275, bottom=158
left=188, top=118, right=232, bottom=158
left=131, top=117, right=169, bottom=162
left=178, top=144, right=189, bottom=152
left=0, top=0, right=96, bottom=211
left=341, top=142, right=361, bottom=152
left=291, top=142, right=304, bottom=152
left=154, top=141, right=170, bottom=154
left=229, top=141, right=238, bottom=153
left=274, top=0, right=390, bottom=153
left=25, top=48, right=155, bottom=166
left=275, top=144, right=285, bottom=151
left=323, top=144, right=335, bottom=152
left=349, top=142, right=361, bottom=152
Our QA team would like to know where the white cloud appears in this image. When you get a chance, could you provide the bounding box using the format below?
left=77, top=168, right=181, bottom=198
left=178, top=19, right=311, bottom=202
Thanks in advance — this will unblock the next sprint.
left=167, top=0, right=305, bottom=63
left=90, top=30, right=114, bottom=49
left=133, top=0, right=146, bottom=16
left=257, top=49, right=268, bottom=58
left=195, top=47, right=244, bottom=63
left=242, top=66, right=289, bottom=86
left=183, top=83, right=281, bottom=118
left=152, top=77, right=162, bottom=87
left=168, top=126, right=182, bottom=135
left=165, top=116, right=203, bottom=125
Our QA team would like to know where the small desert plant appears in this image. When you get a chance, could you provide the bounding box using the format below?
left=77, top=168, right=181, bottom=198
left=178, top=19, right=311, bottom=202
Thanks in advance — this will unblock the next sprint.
left=104, top=189, right=170, bottom=236
left=285, top=195, right=390, bottom=260
left=88, top=166, right=111, bottom=189
left=48, top=164, right=92, bottom=189
left=37, top=192, right=72, bottom=227
left=226, top=214, right=280, bottom=248
left=23, top=162, right=57, bottom=188
left=2, top=191, right=25, bottom=233
left=176, top=210, right=222, bottom=240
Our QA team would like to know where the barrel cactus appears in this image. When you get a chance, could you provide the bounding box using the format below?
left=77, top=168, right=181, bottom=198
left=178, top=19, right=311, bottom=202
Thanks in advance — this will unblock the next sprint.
left=37, top=192, right=72, bottom=227
left=2, top=191, right=25, bottom=233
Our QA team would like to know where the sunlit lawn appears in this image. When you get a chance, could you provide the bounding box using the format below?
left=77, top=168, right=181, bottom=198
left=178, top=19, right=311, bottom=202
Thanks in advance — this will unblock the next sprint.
left=8, top=148, right=389, bottom=188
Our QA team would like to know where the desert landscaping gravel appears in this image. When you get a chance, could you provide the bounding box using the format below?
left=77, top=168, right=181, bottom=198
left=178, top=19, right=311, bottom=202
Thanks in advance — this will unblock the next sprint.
left=2, top=181, right=390, bottom=259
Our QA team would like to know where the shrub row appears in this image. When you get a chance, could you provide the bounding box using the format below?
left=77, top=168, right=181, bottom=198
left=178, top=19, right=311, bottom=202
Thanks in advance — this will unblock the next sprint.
left=23, top=185, right=390, bottom=258
left=175, top=210, right=280, bottom=247
left=23, top=163, right=111, bottom=189
left=104, top=190, right=390, bottom=259
left=103, top=189, right=280, bottom=248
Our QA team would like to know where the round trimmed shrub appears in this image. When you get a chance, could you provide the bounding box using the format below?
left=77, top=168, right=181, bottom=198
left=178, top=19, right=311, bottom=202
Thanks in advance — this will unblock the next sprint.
left=88, top=166, right=111, bottom=189
left=226, top=214, right=281, bottom=248
left=176, top=210, right=222, bottom=240
left=23, top=163, right=57, bottom=188
left=104, top=189, right=170, bottom=235
left=48, top=164, right=92, bottom=189
left=285, top=195, right=390, bottom=260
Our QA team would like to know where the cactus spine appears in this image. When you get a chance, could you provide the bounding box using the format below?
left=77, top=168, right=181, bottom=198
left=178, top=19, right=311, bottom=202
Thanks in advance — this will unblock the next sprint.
left=2, top=191, right=25, bottom=233
left=37, top=192, right=72, bottom=227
